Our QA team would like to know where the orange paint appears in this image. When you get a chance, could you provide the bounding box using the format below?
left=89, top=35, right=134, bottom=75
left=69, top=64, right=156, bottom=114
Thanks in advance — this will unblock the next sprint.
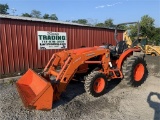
left=16, top=69, right=54, bottom=110
left=93, top=78, right=105, bottom=93
left=134, top=63, right=145, bottom=81
left=117, top=48, right=141, bottom=69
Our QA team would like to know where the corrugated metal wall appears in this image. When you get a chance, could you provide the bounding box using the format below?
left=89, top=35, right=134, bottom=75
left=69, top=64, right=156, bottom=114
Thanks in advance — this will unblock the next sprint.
left=0, top=18, right=123, bottom=75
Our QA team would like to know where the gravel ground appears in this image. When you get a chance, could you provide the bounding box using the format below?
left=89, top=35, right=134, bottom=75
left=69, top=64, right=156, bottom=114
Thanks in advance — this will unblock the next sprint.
left=0, top=56, right=160, bottom=120
left=145, top=55, right=160, bottom=77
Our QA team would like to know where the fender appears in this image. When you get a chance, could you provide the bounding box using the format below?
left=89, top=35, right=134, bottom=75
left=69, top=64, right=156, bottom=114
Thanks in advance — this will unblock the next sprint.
left=117, top=48, right=141, bottom=69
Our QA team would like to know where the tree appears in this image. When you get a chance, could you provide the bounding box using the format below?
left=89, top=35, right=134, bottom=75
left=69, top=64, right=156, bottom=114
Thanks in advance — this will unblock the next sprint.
left=152, top=27, right=160, bottom=45
left=43, top=13, right=58, bottom=20
left=140, top=15, right=155, bottom=40
left=72, top=19, right=88, bottom=25
left=43, top=14, right=50, bottom=19
left=50, top=14, right=58, bottom=20
left=21, top=13, right=32, bottom=17
left=95, top=19, right=115, bottom=28
left=129, top=15, right=156, bottom=42
left=128, top=24, right=138, bottom=39
left=95, top=23, right=105, bottom=27
left=117, top=25, right=127, bottom=30
left=30, top=10, right=41, bottom=18
left=0, top=4, right=9, bottom=14
left=104, top=19, right=114, bottom=28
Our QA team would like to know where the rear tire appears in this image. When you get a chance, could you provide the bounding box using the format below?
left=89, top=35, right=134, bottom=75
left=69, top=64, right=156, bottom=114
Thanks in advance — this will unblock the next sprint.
left=122, top=54, right=148, bottom=87
left=84, top=71, right=108, bottom=97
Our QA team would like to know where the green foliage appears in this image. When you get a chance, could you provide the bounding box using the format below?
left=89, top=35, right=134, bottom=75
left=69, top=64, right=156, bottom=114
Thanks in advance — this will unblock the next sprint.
left=43, top=14, right=50, bottom=19
left=43, top=13, right=58, bottom=20
left=0, top=4, right=9, bottom=14
left=95, top=19, right=114, bottom=28
left=129, top=24, right=139, bottom=39
left=117, top=25, right=127, bottom=30
left=50, top=14, right=58, bottom=20
left=95, top=19, right=128, bottom=29
left=129, top=15, right=159, bottom=44
left=95, top=23, right=105, bottom=27
left=72, top=19, right=88, bottom=25
left=30, top=10, right=41, bottom=18
left=104, top=19, right=114, bottom=28
left=140, top=15, right=155, bottom=40
left=152, top=28, right=160, bottom=45
left=21, top=9, right=59, bottom=20
left=21, top=13, right=32, bottom=17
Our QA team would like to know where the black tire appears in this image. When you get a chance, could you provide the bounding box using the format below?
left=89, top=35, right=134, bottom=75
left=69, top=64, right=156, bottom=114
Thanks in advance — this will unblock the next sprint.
left=122, top=54, right=148, bottom=87
left=84, top=71, right=108, bottom=97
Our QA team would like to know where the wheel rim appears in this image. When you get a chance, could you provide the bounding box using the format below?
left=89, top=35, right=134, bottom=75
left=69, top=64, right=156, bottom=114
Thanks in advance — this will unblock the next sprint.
left=93, top=78, right=105, bottom=93
left=134, top=63, right=145, bottom=81
left=152, top=54, right=155, bottom=56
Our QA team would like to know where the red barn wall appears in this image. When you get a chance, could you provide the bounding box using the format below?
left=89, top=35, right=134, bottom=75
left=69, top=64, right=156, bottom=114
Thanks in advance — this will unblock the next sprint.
left=0, top=18, right=123, bottom=75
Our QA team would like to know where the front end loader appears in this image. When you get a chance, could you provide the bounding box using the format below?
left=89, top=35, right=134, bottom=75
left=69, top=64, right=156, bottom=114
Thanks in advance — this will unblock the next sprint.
left=16, top=47, right=112, bottom=110
left=16, top=22, right=148, bottom=110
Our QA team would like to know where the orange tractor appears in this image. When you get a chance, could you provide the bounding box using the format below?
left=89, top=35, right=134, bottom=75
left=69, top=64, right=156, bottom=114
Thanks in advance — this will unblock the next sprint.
left=16, top=22, right=148, bottom=110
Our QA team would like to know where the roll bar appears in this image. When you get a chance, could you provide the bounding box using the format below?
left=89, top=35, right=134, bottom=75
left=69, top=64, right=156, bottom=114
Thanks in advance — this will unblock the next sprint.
left=114, top=22, right=140, bottom=44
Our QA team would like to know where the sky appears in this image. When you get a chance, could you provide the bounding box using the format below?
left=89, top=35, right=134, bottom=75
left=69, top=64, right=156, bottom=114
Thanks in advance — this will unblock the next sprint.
left=0, top=0, right=160, bottom=27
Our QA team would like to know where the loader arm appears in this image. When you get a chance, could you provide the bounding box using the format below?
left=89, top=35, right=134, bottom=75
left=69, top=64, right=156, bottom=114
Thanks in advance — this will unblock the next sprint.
left=45, top=47, right=110, bottom=99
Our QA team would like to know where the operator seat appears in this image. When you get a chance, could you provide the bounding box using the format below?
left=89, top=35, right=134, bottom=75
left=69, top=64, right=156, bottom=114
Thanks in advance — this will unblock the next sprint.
left=100, top=41, right=128, bottom=58
left=115, top=41, right=128, bottom=54
left=107, top=41, right=128, bottom=60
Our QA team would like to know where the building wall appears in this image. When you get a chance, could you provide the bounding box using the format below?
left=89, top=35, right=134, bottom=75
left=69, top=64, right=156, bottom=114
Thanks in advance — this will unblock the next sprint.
left=0, top=18, right=123, bottom=75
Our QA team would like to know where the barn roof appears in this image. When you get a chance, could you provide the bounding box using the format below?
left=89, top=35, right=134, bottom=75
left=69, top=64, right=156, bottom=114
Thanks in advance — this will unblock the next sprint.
left=0, top=14, right=124, bottom=30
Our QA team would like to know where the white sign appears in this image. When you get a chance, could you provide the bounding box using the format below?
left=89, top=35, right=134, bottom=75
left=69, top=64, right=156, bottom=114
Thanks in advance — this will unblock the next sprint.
left=37, top=31, right=67, bottom=50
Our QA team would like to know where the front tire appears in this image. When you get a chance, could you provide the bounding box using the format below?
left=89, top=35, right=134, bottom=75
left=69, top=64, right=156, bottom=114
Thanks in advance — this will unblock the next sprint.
left=84, top=71, right=108, bottom=97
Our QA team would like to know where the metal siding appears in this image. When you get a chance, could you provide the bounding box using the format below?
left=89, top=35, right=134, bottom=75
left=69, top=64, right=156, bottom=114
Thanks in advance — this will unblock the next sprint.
left=1, top=20, right=10, bottom=74
left=0, top=27, right=3, bottom=75
left=0, top=18, right=123, bottom=75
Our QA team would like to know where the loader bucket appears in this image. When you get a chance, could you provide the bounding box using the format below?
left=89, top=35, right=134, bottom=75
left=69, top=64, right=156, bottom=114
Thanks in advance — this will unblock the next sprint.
left=16, top=69, right=54, bottom=110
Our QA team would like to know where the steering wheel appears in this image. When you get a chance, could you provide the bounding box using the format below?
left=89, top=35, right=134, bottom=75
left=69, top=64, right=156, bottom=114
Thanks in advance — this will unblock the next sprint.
left=104, top=43, right=112, bottom=49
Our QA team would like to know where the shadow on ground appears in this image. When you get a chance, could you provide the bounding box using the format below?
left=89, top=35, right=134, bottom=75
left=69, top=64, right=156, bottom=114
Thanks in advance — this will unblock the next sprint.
left=52, top=78, right=121, bottom=109
left=147, top=92, right=160, bottom=120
